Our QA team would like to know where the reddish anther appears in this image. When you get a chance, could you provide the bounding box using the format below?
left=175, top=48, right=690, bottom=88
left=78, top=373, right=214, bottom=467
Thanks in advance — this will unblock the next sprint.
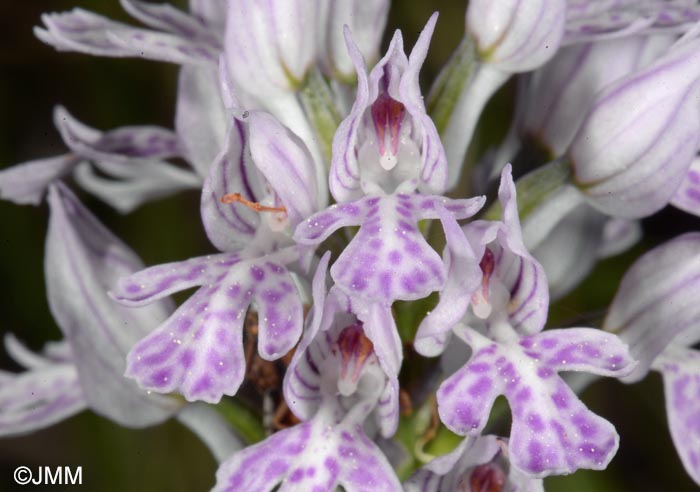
left=221, top=193, right=287, bottom=213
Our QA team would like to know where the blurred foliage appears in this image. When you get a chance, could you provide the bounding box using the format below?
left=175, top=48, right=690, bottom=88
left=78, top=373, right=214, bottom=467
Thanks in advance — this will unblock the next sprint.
left=1, top=1, right=699, bottom=491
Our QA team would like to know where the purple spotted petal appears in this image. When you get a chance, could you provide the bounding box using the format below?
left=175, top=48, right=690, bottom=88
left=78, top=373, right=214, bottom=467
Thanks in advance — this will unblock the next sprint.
left=657, top=347, right=700, bottom=486
left=35, top=8, right=218, bottom=65
left=247, top=110, right=320, bottom=227
left=520, top=328, right=636, bottom=377
left=438, top=327, right=634, bottom=477
left=565, top=2, right=700, bottom=44
left=214, top=417, right=401, bottom=492
left=175, top=65, right=226, bottom=176
left=330, top=195, right=444, bottom=303
left=604, top=233, right=700, bottom=382
left=671, top=157, right=700, bottom=217
left=298, top=194, right=482, bottom=305
left=200, top=117, right=262, bottom=252
left=116, top=250, right=302, bottom=403
left=0, top=363, right=86, bottom=437
left=414, top=205, right=482, bottom=357
left=45, top=184, right=178, bottom=427
left=0, top=154, right=76, bottom=205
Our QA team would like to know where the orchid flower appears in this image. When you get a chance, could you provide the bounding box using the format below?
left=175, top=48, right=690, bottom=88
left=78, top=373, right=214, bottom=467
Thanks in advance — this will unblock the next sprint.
left=405, top=435, right=544, bottom=492
left=0, top=183, right=240, bottom=460
left=111, top=99, right=320, bottom=403
left=0, top=106, right=200, bottom=213
left=413, top=166, right=636, bottom=477
left=295, top=14, right=485, bottom=401
left=213, top=255, right=402, bottom=492
left=604, top=233, right=700, bottom=485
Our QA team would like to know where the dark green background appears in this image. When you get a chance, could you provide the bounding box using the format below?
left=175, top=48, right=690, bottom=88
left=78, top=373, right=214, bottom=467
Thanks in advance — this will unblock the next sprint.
left=1, top=1, right=699, bottom=490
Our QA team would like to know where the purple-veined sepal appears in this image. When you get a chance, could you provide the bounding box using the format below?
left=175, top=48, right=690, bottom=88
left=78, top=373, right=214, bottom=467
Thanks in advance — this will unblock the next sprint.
left=565, top=1, right=700, bottom=45
left=45, top=183, right=180, bottom=427
left=604, top=232, right=700, bottom=382
left=0, top=336, right=86, bottom=437
left=35, top=7, right=219, bottom=66
left=216, top=273, right=402, bottom=492
left=201, top=106, right=320, bottom=253
left=416, top=165, right=548, bottom=358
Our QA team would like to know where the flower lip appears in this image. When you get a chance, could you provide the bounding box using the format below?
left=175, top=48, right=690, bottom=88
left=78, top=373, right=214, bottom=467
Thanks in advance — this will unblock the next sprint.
left=370, top=92, right=406, bottom=170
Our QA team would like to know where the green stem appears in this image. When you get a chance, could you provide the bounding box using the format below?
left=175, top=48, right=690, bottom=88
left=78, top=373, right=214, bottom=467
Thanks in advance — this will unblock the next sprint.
left=299, top=67, right=342, bottom=163
left=214, top=397, right=266, bottom=445
left=483, top=158, right=573, bottom=222
left=427, top=36, right=479, bottom=136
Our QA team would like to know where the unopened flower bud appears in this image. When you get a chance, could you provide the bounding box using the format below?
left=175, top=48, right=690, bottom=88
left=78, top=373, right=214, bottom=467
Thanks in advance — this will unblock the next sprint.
left=466, top=0, right=566, bottom=73
left=568, top=38, right=700, bottom=218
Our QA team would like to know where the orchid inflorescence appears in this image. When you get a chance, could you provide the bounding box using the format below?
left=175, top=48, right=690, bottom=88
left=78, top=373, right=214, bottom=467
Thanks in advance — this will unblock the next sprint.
left=3, top=0, right=700, bottom=490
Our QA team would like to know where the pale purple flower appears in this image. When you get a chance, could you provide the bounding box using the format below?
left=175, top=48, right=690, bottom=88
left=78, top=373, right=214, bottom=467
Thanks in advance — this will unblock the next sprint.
left=296, top=14, right=485, bottom=386
left=415, top=166, right=549, bottom=357
left=214, top=256, right=402, bottom=492
left=329, top=13, right=446, bottom=202
left=1, top=183, right=179, bottom=435
left=417, top=167, right=636, bottom=477
left=111, top=106, right=320, bottom=404
left=604, top=233, right=700, bottom=484
left=405, top=435, right=543, bottom=492
left=0, top=106, right=200, bottom=212
left=284, top=254, right=399, bottom=437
